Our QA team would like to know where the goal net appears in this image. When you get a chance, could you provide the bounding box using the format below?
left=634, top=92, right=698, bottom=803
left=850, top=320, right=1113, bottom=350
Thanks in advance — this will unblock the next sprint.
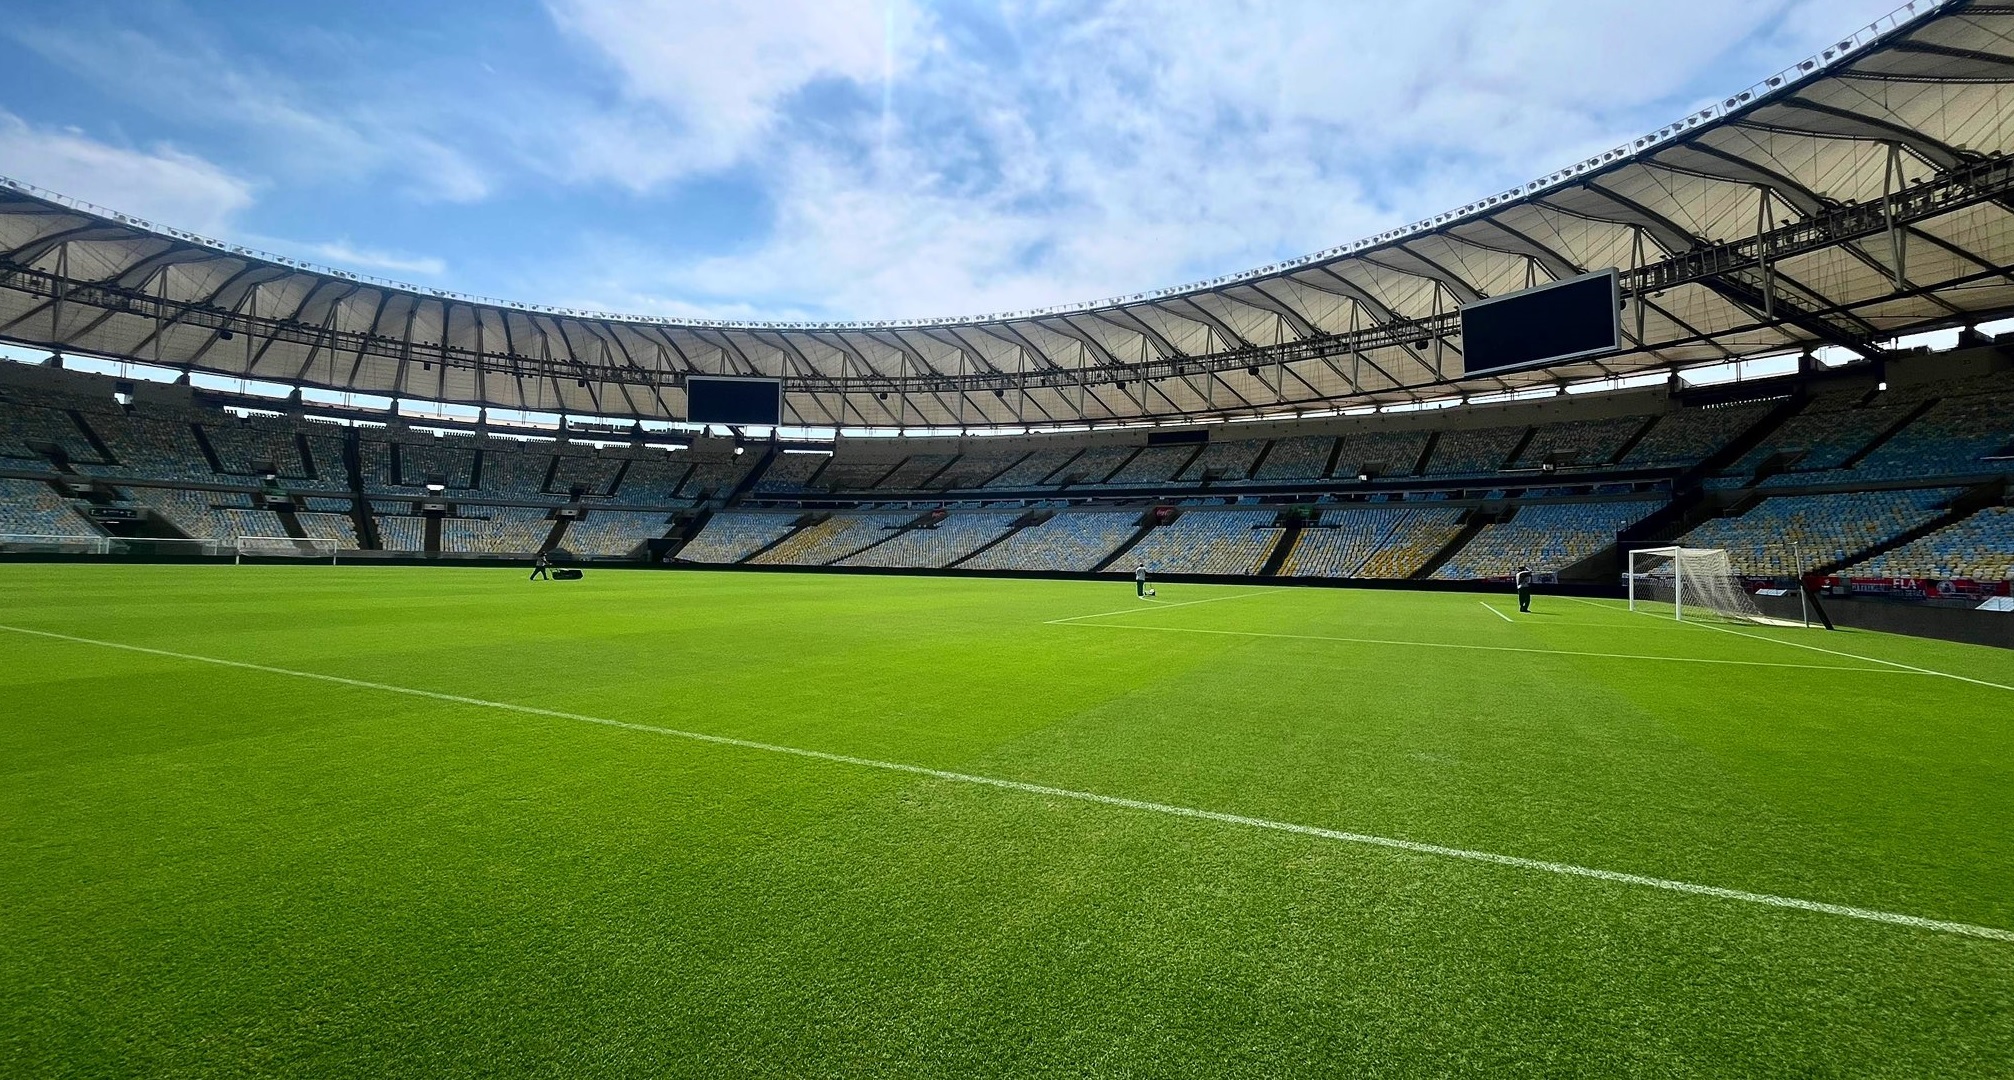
left=1627, top=546, right=1764, bottom=622
left=235, top=535, right=343, bottom=564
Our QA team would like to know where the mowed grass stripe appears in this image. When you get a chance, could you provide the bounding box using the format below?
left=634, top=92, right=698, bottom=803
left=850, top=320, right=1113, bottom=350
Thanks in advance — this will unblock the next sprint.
left=1558, top=595, right=2014, bottom=692
left=4, top=620, right=2008, bottom=944
left=1049, top=619, right=1926, bottom=675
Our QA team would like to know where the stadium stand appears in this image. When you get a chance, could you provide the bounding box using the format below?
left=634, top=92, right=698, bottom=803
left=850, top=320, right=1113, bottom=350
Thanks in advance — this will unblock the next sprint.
left=755, top=452, right=828, bottom=494
left=1618, top=403, right=1771, bottom=468
left=204, top=417, right=308, bottom=477
left=129, top=487, right=284, bottom=542
left=1282, top=507, right=1464, bottom=578
left=1729, top=387, right=1931, bottom=479
left=1851, top=505, right=2014, bottom=582
left=1177, top=439, right=1268, bottom=482
left=1678, top=489, right=1962, bottom=574
left=616, top=455, right=694, bottom=503
left=677, top=512, right=800, bottom=563
left=296, top=512, right=360, bottom=549
left=551, top=449, right=623, bottom=496
left=1253, top=435, right=1334, bottom=480
left=1433, top=499, right=1662, bottom=579
left=985, top=449, right=1081, bottom=488
left=959, top=511, right=1141, bottom=571
left=377, top=516, right=426, bottom=552
left=0, top=477, right=99, bottom=537
left=565, top=510, right=672, bottom=556
left=441, top=507, right=554, bottom=555
left=1514, top=417, right=1642, bottom=469
left=876, top=454, right=957, bottom=490
left=1126, top=510, right=1281, bottom=575
left=1334, top=430, right=1429, bottom=479
left=1423, top=425, right=1528, bottom=476
left=749, top=511, right=915, bottom=565
left=1050, top=446, right=1134, bottom=485
left=834, top=512, right=1018, bottom=568
left=1103, top=445, right=1194, bottom=486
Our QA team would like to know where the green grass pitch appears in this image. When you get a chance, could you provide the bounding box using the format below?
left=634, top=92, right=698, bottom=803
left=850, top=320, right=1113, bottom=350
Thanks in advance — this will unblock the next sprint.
left=2, top=564, right=2011, bottom=1077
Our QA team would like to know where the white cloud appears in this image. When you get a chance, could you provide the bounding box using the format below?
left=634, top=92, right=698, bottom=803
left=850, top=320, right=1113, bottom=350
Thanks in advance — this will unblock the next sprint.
left=298, top=240, right=447, bottom=278
left=543, top=0, right=1892, bottom=319
left=0, top=111, right=253, bottom=234
left=544, top=0, right=897, bottom=181
left=9, top=21, right=492, bottom=204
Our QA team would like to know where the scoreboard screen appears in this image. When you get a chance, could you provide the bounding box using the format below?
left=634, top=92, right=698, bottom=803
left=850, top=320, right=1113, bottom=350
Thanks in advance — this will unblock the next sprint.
left=1459, top=269, right=1621, bottom=376
left=686, top=376, right=783, bottom=426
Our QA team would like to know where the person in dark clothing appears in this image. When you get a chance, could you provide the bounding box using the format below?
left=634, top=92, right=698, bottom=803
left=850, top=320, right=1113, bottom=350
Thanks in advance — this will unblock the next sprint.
left=1515, top=564, right=1533, bottom=613
left=529, top=551, right=551, bottom=581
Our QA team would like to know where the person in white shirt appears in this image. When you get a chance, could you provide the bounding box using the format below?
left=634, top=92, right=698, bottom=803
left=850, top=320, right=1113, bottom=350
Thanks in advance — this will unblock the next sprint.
left=1515, top=565, right=1533, bottom=612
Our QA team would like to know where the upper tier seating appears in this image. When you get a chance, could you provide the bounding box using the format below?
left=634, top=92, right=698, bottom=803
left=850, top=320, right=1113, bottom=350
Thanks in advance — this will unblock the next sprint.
left=1514, top=416, right=1643, bottom=469
left=79, top=414, right=217, bottom=482
left=1103, top=445, right=1194, bottom=486
left=1177, top=439, right=1267, bottom=482
left=1423, top=425, right=1528, bottom=476
left=550, top=449, right=624, bottom=496
left=983, top=449, right=1078, bottom=488
left=1125, top=510, right=1281, bottom=575
left=204, top=418, right=310, bottom=478
left=680, top=460, right=755, bottom=499
left=0, top=403, right=102, bottom=465
left=755, top=453, right=828, bottom=493
left=467, top=444, right=551, bottom=499
left=875, top=454, right=957, bottom=490
left=1618, top=403, right=1770, bottom=468
left=1333, top=430, right=1429, bottom=479
left=1051, top=446, right=1135, bottom=485
left=1729, top=387, right=1937, bottom=478
left=615, top=456, right=694, bottom=503
left=1253, top=435, right=1334, bottom=480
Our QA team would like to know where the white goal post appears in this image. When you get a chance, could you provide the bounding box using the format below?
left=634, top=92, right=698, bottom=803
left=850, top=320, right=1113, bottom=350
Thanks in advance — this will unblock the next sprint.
left=235, top=535, right=343, bottom=564
left=1626, top=546, right=1765, bottom=623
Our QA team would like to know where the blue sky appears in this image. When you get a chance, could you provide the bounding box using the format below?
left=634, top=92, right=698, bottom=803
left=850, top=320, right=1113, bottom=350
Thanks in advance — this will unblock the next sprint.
left=0, top=0, right=1907, bottom=322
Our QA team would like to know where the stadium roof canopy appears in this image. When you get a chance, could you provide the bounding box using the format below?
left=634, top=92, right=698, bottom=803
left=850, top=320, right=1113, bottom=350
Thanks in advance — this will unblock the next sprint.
left=2, top=0, right=2012, bottom=430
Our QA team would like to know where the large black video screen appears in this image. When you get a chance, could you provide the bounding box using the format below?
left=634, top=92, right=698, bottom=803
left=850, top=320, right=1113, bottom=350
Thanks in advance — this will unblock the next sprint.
left=686, top=376, right=782, bottom=426
left=1459, top=269, right=1620, bottom=376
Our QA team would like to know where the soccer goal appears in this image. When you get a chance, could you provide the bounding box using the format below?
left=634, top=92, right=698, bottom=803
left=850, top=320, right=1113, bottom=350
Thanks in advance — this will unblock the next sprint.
left=235, top=535, right=343, bottom=565
left=1626, top=546, right=1765, bottom=622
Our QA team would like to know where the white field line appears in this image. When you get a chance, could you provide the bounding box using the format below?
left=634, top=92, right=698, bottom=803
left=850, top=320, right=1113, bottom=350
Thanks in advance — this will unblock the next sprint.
left=1052, top=620, right=1927, bottom=675
left=1480, top=601, right=1514, bottom=623
left=1563, top=596, right=2014, bottom=694
left=4, top=623, right=2009, bottom=942
left=1045, top=590, right=1268, bottom=625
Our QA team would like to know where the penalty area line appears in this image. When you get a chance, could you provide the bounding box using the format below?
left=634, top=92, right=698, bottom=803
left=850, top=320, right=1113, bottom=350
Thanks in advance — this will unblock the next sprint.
left=1, top=621, right=2008, bottom=944
left=1480, top=601, right=1514, bottom=623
